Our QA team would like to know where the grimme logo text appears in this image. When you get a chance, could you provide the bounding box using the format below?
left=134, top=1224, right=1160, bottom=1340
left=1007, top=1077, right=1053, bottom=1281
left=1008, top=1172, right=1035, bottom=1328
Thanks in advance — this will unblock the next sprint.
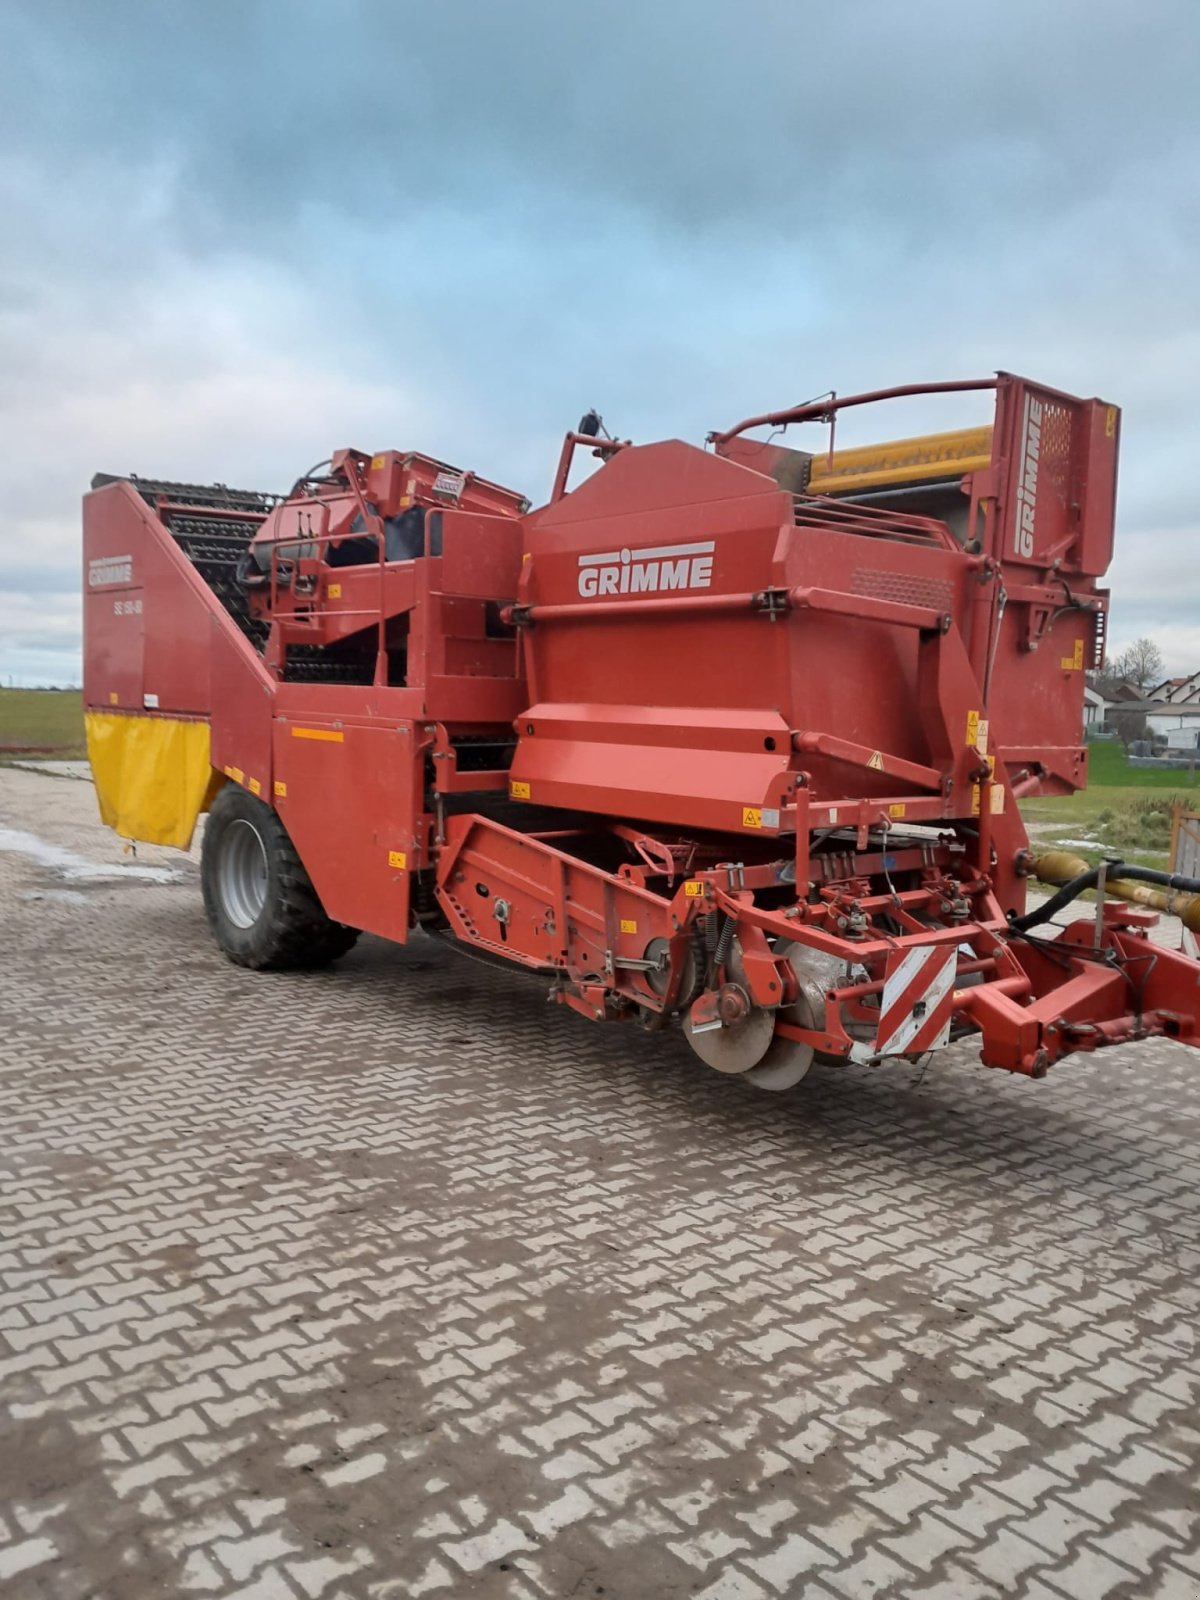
left=577, top=540, right=715, bottom=598
left=88, top=555, right=133, bottom=587
left=1013, top=395, right=1043, bottom=558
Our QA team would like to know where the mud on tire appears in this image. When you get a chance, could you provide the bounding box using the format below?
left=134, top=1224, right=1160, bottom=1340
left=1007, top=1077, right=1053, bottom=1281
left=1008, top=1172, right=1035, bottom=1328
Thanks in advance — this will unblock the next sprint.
left=201, top=783, right=360, bottom=970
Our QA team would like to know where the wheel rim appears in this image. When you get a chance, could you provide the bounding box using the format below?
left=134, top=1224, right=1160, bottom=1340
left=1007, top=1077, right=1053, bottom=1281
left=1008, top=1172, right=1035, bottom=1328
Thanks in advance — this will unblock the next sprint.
left=219, top=818, right=268, bottom=929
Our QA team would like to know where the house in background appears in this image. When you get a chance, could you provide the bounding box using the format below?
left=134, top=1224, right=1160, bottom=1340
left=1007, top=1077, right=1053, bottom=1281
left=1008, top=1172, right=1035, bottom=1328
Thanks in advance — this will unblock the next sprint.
left=1083, top=674, right=1143, bottom=736
left=1107, top=681, right=1146, bottom=704
left=1083, top=683, right=1107, bottom=731
left=1083, top=670, right=1200, bottom=752
left=1144, top=702, right=1200, bottom=750
left=1149, top=671, right=1200, bottom=705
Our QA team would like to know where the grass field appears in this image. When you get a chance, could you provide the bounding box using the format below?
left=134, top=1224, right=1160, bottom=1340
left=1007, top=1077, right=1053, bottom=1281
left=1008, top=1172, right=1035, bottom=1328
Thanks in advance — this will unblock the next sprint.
left=0, top=687, right=87, bottom=759
left=1019, top=740, right=1197, bottom=868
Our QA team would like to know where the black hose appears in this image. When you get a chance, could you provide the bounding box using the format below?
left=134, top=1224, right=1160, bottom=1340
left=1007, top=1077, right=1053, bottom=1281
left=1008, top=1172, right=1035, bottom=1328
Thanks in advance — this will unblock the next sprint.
left=1010, top=859, right=1200, bottom=933
left=1113, top=863, right=1200, bottom=893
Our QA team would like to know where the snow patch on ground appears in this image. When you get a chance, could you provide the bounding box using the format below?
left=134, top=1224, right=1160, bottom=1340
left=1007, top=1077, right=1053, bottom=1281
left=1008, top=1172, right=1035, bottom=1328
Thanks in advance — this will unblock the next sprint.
left=0, top=825, right=180, bottom=883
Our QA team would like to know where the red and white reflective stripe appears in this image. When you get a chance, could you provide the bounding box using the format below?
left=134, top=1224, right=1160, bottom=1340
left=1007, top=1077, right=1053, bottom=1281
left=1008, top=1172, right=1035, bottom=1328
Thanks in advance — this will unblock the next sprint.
left=875, top=945, right=956, bottom=1056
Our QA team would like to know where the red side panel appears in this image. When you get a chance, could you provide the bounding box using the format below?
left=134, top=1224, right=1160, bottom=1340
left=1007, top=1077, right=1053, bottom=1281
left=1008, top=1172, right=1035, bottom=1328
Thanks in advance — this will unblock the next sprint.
left=984, top=376, right=1116, bottom=788
left=271, top=719, right=417, bottom=943
left=83, top=481, right=269, bottom=720
left=209, top=621, right=273, bottom=800
left=1076, top=400, right=1120, bottom=578
left=84, top=555, right=144, bottom=711
left=439, top=511, right=523, bottom=599
left=84, top=484, right=215, bottom=714
left=510, top=704, right=794, bottom=833
left=995, top=376, right=1120, bottom=578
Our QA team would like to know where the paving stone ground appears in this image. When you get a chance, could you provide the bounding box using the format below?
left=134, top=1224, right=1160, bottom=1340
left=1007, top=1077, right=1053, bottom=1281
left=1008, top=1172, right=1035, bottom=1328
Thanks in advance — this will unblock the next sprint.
left=1, top=765, right=1198, bottom=1600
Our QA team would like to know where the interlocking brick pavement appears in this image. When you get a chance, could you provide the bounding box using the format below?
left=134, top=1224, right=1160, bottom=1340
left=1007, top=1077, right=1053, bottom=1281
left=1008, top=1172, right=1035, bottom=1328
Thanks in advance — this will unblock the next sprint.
left=1, top=766, right=1199, bottom=1599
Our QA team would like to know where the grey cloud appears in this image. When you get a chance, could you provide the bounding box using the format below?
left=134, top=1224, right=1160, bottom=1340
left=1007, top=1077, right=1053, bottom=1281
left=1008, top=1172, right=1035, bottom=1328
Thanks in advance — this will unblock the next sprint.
left=6, top=1, right=1198, bottom=249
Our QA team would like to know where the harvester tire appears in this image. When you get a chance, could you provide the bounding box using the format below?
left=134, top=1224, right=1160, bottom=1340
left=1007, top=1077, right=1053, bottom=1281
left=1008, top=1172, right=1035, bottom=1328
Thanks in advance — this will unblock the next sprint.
left=201, top=783, right=359, bottom=970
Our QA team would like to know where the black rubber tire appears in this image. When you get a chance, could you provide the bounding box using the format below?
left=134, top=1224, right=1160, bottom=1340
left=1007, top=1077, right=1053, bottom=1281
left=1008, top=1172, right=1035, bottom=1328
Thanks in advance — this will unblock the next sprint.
left=201, top=783, right=360, bottom=970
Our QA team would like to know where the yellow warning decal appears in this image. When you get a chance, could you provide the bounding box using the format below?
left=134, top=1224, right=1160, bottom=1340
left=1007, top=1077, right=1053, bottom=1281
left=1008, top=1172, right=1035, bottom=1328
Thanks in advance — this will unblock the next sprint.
left=867, top=750, right=884, bottom=771
left=371, top=454, right=386, bottom=470
left=966, top=709, right=979, bottom=747
left=224, top=765, right=245, bottom=784
left=327, top=583, right=342, bottom=599
left=743, top=807, right=763, bottom=829
left=684, top=880, right=705, bottom=897
left=273, top=780, right=287, bottom=798
left=1061, top=638, right=1085, bottom=671
left=108, top=691, right=118, bottom=705
left=887, top=803, right=906, bottom=818
left=619, top=919, right=637, bottom=934
left=1105, top=406, right=1117, bottom=438
left=291, top=727, right=344, bottom=743
left=248, top=777, right=261, bottom=796
left=388, top=850, right=407, bottom=870
left=970, top=784, right=981, bottom=816
left=510, top=779, right=531, bottom=800
left=977, top=719, right=989, bottom=757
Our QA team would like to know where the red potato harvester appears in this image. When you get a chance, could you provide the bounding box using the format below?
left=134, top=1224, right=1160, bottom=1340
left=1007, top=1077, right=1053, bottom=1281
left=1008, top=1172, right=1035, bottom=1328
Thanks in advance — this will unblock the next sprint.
left=82, top=375, right=1200, bottom=1091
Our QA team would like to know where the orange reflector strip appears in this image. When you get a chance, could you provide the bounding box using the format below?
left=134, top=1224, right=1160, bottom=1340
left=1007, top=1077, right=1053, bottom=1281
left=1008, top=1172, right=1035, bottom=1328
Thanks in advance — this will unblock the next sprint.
left=291, top=727, right=344, bottom=743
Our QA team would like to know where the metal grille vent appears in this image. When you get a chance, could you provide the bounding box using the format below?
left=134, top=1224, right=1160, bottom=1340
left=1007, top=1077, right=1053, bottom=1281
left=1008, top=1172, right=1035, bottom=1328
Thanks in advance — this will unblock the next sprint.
left=851, top=569, right=954, bottom=611
left=1040, top=402, right=1073, bottom=508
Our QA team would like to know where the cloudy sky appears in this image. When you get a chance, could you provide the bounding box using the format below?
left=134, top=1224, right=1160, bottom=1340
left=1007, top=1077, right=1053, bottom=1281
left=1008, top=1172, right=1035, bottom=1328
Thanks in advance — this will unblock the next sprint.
left=2, top=0, right=1198, bottom=686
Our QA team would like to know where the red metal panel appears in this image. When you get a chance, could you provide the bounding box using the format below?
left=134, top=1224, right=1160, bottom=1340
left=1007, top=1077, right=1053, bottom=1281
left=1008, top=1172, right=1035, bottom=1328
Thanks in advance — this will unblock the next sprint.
left=209, top=621, right=273, bottom=801
left=83, top=480, right=265, bottom=718
left=439, top=511, right=523, bottom=599
left=509, top=704, right=794, bottom=834
left=994, top=376, right=1118, bottom=581
left=272, top=719, right=418, bottom=943
left=1004, top=382, right=1078, bottom=568
left=1075, top=399, right=1120, bottom=577
left=84, top=584, right=144, bottom=711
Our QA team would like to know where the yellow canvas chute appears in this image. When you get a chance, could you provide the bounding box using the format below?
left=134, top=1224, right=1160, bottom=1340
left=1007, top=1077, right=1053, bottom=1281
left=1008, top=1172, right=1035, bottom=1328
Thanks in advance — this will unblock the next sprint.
left=85, top=712, right=221, bottom=850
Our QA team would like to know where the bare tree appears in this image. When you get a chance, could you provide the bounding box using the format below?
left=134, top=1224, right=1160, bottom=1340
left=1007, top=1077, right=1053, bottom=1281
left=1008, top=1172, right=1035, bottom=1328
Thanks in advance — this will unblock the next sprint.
left=1107, top=636, right=1163, bottom=693
left=1109, top=709, right=1148, bottom=749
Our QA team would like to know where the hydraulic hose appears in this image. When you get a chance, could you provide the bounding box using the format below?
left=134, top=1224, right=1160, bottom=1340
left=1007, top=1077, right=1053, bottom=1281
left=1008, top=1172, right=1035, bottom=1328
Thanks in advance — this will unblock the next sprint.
left=1012, top=852, right=1200, bottom=934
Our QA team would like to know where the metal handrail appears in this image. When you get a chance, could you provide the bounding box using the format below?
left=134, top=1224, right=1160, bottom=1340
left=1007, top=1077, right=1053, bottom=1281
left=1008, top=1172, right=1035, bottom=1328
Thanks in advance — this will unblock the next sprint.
left=709, top=378, right=998, bottom=450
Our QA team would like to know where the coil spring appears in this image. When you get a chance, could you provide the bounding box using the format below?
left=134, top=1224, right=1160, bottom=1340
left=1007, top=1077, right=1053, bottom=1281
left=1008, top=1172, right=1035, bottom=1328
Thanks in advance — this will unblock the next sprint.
left=712, top=912, right=736, bottom=972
